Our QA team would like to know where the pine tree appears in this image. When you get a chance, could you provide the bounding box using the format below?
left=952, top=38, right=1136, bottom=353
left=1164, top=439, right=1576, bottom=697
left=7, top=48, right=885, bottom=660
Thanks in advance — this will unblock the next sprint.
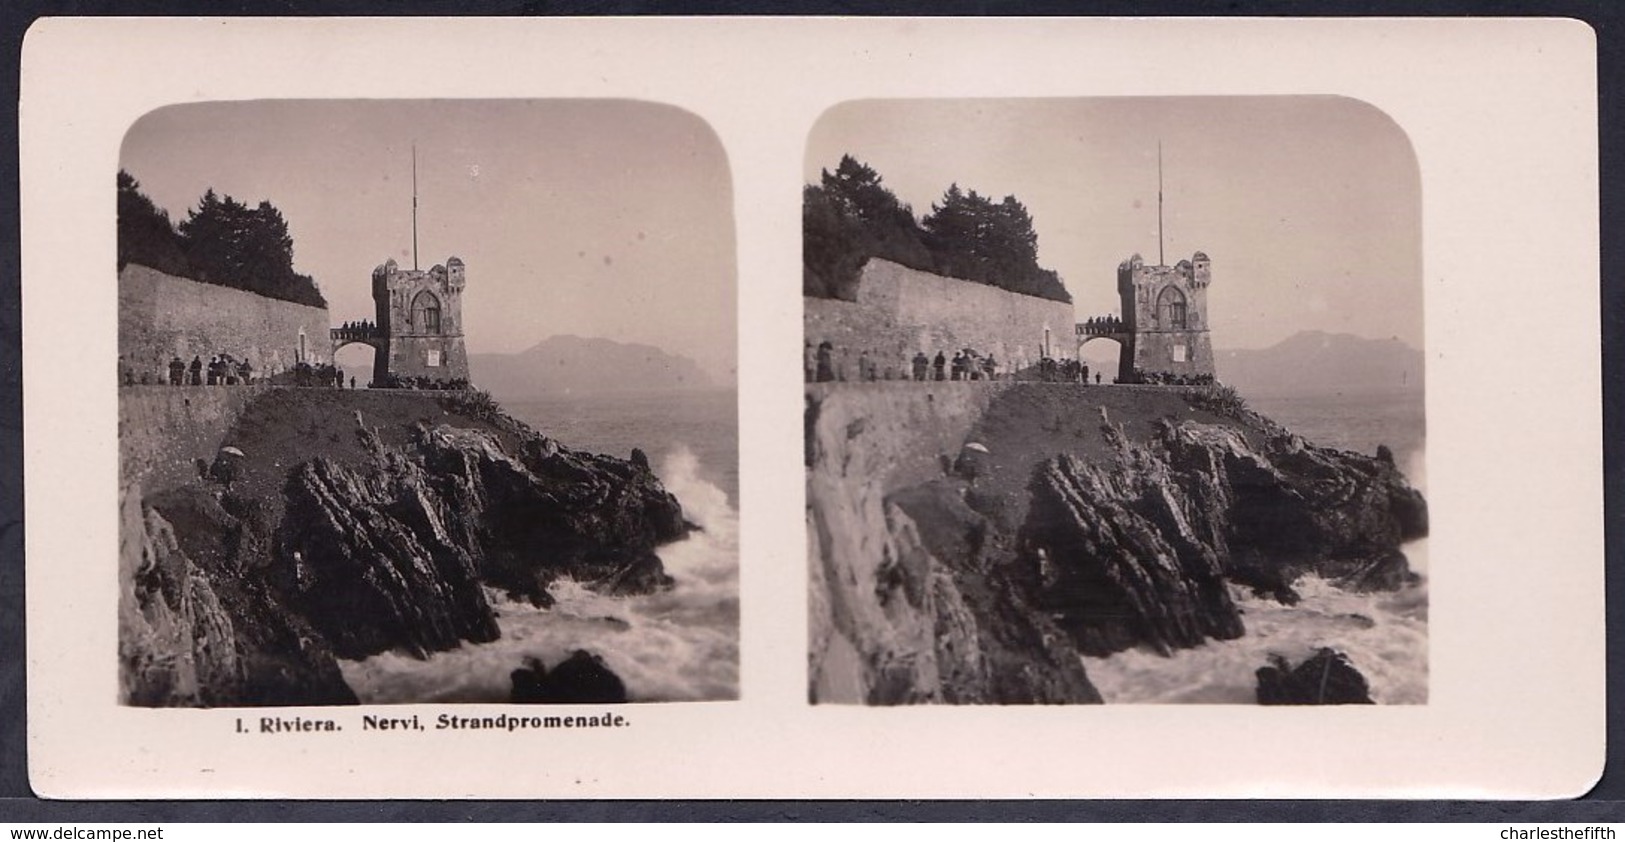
left=177, top=188, right=326, bottom=307
left=803, top=155, right=930, bottom=299
left=116, top=170, right=189, bottom=276
left=921, top=185, right=1069, bottom=303
left=803, top=155, right=1070, bottom=303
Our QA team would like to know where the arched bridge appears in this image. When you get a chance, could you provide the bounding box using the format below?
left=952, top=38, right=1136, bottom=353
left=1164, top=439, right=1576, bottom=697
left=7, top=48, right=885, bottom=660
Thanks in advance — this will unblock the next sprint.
left=331, top=322, right=385, bottom=354
left=1076, top=318, right=1132, bottom=382
left=1076, top=317, right=1129, bottom=344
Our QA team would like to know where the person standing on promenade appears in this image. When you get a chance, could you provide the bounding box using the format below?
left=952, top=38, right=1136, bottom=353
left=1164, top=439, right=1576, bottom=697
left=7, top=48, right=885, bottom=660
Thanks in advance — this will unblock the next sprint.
left=816, top=341, right=834, bottom=383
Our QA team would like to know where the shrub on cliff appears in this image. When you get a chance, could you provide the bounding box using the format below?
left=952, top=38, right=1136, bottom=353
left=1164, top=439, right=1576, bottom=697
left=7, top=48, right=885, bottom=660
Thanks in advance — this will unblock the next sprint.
left=1182, top=384, right=1251, bottom=420
left=117, top=170, right=328, bottom=308
left=438, top=388, right=507, bottom=427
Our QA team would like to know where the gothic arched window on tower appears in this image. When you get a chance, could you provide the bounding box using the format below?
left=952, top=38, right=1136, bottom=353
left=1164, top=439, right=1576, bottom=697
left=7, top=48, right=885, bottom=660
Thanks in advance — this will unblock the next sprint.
left=1157, top=286, right=1188, bottom=330
left=411, top=290, right=442, bottom=334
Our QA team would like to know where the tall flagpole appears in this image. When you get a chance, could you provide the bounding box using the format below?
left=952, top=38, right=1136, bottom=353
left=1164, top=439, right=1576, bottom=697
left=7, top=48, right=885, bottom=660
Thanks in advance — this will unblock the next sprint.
left=1157, top=141, right=1165, bottom=267
left=412, top=143, right=419, bottom=273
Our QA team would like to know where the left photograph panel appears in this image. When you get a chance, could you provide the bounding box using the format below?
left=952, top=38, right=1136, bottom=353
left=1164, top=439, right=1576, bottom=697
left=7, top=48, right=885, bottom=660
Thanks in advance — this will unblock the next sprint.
left=116, top=99, right=740, bottom=707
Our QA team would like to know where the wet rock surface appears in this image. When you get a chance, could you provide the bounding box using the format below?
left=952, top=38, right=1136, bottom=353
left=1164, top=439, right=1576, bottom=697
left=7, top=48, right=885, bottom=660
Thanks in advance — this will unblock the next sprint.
left=1020, top=417, right=1426, bottom=658
left=806, top=385, right=1100, bottom=705
left=120, top=391, right=690, bottom=707
left=806, top=384, right=1427, bottom=705
left=1255, top=648, right=1375, bottom=705
left=511, top=650, right=630, bottom=704
left=126, top=486, right=357, bottom=707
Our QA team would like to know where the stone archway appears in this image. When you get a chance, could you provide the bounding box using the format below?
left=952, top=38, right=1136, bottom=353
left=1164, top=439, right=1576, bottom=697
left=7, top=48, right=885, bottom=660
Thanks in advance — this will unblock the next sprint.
left=1077, top=334, right=1131, bottom=384
left=331, top=330, right=387, bottom=388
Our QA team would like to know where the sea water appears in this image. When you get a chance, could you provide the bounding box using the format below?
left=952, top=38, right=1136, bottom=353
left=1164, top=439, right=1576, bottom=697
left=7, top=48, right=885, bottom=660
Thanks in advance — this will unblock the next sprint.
left=1081, top=388, right=1429, bottom=704
left=339, top=390, right=740, bottom=703
left=506, top=390, right=739, bottom=508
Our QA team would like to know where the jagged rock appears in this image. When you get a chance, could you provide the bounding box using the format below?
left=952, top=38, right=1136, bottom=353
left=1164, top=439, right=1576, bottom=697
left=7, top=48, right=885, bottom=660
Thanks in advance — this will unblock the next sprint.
left=1022, top=453, right=1244, bottom=657
left=1019, top=417, right=1426, bottom=657
left=806, top=387, right=1103, bottom=705
left=1336, top=549, right=1421, bottom=593
left=120, top=492, right=240, bottom=707
left=806, top=384, right=1426, bottom=705
left=1256, top=648, right=1375, bottom=705
left=270, top=421, right=686, bottom=656
left=953, top=443, right=991, bottom=482
left=853, top=483, right=1100, bottom=705
left=278, top=457, right=501, bottom=660
left=126, top=487, right=357, bottom=707
left=511, top=650, right=629, bottom=704
left=415, top=423, right=685, bottom=605
left=121, top=391, right=692, bottom=706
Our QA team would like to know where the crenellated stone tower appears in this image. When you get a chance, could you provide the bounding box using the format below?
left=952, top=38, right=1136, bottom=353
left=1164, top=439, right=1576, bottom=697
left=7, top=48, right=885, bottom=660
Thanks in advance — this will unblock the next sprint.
left=1116, top=250, right=1215, bottom=380
left=371, top=256, right=470, bottom=382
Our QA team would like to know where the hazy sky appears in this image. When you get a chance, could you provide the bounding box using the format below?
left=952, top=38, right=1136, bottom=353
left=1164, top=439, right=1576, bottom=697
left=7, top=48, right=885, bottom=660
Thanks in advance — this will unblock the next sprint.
left=806, top=97, right=1422, bottom=350
left=122, top=99, right=738, bottom=381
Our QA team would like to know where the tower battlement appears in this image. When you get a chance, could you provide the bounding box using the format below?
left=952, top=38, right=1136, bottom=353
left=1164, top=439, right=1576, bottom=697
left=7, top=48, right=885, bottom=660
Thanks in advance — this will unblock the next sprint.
left=1101, top=250, right=1216, bottom=380
left=366, top=255, right=471, bottom=382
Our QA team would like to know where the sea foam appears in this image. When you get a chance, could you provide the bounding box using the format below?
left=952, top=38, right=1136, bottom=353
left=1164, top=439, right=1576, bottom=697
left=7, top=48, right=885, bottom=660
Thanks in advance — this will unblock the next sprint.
left=1080, top=562, right=1429, bottom=705
left=339, top=445, right=740, bottom=704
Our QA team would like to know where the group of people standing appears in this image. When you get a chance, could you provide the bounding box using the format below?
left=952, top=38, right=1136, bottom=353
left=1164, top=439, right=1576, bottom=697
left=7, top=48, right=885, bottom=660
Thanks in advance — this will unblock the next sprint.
left=158, top=353, right=253, bottom=387
left=289, top=361, right=350, bottom=389
left=1034, top=357, right=1097, bottom=385
left=127, top=354, right=356, bottom=390
left=1081, top=315, right=1125, bottom=334
left=373, top=373, right=470, bottom=391
left=335, top=319, right=377, bottom=338
left=907, top=349, right=999, bottom=382
left=802, top=340, right=1121, bottom=387
left=805, top=340, right=1015, bottom=383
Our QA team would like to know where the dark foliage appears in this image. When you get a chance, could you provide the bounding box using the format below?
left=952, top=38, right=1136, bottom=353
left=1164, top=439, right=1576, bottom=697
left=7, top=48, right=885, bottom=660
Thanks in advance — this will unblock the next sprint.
left=117, top=170, right=328, bottom=308
left=803, top=157, right=933, bottom=300
left=437, top=388, right=506, bottom=426
left=802, top=155, right=1071, bottom=304
left=921, top=184, right=1071, bottom=303
left=117, top=170, right=189, bottom=277
left=1181, top=383, right=1251, bottom=419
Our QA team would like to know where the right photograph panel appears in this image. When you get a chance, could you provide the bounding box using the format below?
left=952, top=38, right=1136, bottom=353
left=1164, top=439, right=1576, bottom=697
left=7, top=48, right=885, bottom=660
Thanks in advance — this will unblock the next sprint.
left=804, top=97, right=1427, bottom=705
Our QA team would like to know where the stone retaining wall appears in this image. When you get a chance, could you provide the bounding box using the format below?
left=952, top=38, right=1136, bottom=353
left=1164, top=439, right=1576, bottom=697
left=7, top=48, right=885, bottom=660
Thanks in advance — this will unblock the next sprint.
left=119, top=264, right=331, bottom=385
left=804, top=259, right=1076, bottom=381
left=118, top=385, right=273, bottom=493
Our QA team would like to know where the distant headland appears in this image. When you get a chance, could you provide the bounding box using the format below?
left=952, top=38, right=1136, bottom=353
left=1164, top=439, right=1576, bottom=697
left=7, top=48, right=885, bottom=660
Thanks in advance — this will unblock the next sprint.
left=470, top=335, right=715, bottom=399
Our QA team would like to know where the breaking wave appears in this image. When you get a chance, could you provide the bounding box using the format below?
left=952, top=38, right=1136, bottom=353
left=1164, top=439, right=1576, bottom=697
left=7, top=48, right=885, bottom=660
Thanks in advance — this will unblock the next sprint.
left=339, top=445, right=740, bottom=703
left=1081, top=549, right=1428, bottom=704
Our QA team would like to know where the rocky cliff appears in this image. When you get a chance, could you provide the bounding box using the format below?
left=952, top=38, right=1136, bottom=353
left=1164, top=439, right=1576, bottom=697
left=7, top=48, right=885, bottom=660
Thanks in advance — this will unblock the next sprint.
left=806, top=383, right=1100, bottom=704
left=806, top=383, right=1427, bottom=704
left=120, top=388, right=690, bottom=706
